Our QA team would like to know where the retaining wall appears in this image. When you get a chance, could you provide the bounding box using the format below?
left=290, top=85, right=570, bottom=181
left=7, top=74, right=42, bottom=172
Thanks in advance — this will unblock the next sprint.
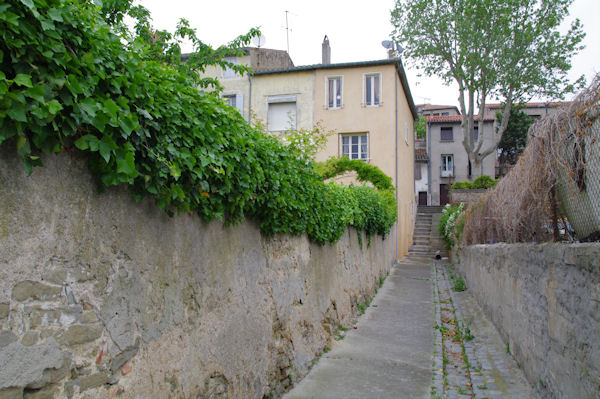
left=0, top=147, right=395, bottom=398
left=455, top=243, right=600, bottom=398
left=449, top=188, right=487, bottom=204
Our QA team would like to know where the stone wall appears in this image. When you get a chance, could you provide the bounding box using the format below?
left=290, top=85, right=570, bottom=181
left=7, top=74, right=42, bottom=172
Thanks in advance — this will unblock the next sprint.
left=454, top=243, right=600, bottom=398
left=0, top=147, right=395, bottom=399
left=449, top=188, right=487, bottom=204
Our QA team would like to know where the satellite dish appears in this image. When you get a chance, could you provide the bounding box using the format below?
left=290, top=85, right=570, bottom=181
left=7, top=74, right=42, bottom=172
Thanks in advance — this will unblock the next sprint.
left=381, top=40, right=394, bottom=49
left=396, top=44, right=404, bottom=54
left=253, top=34, right=267, bottom=48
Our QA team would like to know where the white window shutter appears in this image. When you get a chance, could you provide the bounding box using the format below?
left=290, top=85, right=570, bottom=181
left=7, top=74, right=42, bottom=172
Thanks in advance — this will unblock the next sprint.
left=235, top=93, right=244, bottom=115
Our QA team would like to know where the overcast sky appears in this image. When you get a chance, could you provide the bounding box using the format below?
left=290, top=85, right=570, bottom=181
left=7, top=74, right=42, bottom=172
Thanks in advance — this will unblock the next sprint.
left=140, top=0, right=599, bottom=107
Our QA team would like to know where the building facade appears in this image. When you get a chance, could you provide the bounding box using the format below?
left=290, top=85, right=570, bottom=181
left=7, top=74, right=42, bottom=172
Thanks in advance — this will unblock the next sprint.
left=200, top=42, right=417, bottom=260
left=427, top=115, right=496, bottom=205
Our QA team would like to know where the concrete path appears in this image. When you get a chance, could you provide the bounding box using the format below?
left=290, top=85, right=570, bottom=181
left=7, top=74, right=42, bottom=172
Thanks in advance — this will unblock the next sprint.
left=284, top=256, right=434, bottom=399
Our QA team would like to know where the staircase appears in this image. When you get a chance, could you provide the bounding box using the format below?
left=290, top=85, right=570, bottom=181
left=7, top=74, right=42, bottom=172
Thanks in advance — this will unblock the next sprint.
left=408, top=206, right=449, bottom=260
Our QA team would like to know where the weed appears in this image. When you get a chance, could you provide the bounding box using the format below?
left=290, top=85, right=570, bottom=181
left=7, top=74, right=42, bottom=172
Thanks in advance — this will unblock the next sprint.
left=379, top=276, right=385, bottom=287
left=356, top=302, right=366, bottom=315
left=323, top=345, right=331, bottom=353
left=477, top=384, right=488, bottom=390
left=457, top=386, right=468, bottom=395
left=506, top=341, right=511, bottom=355
left=453, top=276, right=467, bottom=292
left=338, top=325, right=349, bottom=332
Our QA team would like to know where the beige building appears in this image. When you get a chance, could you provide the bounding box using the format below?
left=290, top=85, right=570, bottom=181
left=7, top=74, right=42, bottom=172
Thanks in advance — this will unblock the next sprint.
left=201, top=42, right=418, bottom=261
left=312, top=59, right=417, bottom=258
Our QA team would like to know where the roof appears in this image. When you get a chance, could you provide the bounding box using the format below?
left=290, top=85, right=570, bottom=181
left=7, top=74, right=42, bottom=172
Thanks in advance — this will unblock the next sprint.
left=485, top=102, right=568, bottom=109
left=254, top=58, right=417, bottom=120
left=252, top=58, right=402, bottom=75
left=415, top=148, right=429, bottom=162
left=418, top=104, right=459, bottom=111
left=426, top=115, right=494, bottom=124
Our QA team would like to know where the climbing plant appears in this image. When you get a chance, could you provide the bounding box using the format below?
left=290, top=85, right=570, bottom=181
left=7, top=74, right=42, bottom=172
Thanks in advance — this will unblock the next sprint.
left=315, top=157, right=394, bottom=191
left=0, top=0, right=396, bottom=245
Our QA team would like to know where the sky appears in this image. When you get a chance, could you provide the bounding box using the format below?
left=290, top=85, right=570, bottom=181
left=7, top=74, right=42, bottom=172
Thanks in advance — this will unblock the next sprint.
left=139, top=0, right=599, bottom=107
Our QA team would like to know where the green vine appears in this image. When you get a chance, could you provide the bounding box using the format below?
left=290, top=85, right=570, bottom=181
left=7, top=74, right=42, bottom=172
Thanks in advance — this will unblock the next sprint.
left=315, top=157, right=394, bottom=191
left=0, top=0, right=396, bottom=245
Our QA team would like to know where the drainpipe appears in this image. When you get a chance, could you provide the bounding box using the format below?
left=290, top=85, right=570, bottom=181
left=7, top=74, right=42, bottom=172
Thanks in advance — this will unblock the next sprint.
left=427, top=121, right=431, bottom=205
left=247, top=73, right=252, bottom=124
left=395, top=68, right=399, bottom=263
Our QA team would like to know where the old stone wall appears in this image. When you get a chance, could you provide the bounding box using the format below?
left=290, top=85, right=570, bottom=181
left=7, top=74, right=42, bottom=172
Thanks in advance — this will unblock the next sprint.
left=0, top=147, right=395, bottom=399
left=455, top=243, right=600, bottom=398
left=448, top=188, right=487, bottom=204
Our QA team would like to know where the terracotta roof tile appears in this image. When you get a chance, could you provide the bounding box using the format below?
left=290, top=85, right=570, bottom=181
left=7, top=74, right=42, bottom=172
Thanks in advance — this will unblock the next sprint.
left=485, top=101, right=569, bottom=109
left=426, top=115, right=494, bottom=123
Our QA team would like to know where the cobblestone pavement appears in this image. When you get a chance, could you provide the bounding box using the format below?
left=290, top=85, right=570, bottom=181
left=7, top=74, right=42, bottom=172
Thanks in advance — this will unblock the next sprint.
left=432, top=261, right=537, bottom=399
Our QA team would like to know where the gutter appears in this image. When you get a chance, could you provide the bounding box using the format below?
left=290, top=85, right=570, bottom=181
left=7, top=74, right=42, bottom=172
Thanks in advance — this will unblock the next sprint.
left=395, top=65, right=399, bottom=263
left=247, top=73, right=252, bottom=124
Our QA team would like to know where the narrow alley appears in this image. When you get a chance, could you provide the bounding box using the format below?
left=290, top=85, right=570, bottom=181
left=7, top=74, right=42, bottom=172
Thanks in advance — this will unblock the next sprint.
left=284, top=207, right=534, bottom=399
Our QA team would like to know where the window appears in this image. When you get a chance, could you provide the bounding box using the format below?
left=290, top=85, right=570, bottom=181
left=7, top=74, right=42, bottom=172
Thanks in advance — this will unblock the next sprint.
left=441, top=154, right=454, bottom=177
left=267, top=95, right=297, bottom=132
left=340, top=134, right=368, bottom=160
left=441, top=112, right=449, bottom=116
left=327, top=77, right=342, bottom=109
left=222, top=57, right=237, bottom=78
left=223, top=94, right=243, bottom=114
left=440, top=127, right=453, bottom=141
left=473, top=126, right=479, bottom=142
left=364, top=73, right=381, bottom=106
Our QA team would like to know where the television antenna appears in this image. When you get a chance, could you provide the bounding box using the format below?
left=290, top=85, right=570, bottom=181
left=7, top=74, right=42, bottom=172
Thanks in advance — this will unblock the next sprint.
left=253, top=34, right=267, bottom=48
left=284, top=10, right=295, bottom=55
left=381, top=40, right=404, bottom=56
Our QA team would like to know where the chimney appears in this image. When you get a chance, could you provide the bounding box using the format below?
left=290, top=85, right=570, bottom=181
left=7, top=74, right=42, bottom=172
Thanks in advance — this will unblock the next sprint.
left=322, top=35, right=331, bottom=65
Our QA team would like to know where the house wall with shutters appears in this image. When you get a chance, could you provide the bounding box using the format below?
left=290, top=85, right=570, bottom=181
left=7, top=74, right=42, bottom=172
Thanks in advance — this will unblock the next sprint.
left=314, top=63, right=415, bottom=258
left=428, top=121, right=496, bottom=205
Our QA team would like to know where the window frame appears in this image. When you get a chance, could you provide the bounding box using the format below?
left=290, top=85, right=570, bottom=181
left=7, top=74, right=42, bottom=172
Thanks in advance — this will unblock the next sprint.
left=267, top=95, right=297, bottom=132
left=326, top=76, right=343, bottom=109
left=222, top=57, right=238, bottom=79
left=441, top=154, right=454, bottom=177
left=339, top=133, right=369, bottom=161
left=440, top=127, right=454, bottom=141
left=363, top=72, right=382, bottom=107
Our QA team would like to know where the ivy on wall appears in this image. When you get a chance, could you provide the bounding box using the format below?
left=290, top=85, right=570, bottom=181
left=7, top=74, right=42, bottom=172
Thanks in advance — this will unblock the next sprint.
left=0, top=0, right=396, bottom=245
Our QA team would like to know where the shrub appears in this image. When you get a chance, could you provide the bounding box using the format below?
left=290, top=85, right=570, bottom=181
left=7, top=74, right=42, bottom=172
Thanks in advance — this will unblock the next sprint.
left=438, top=203, right=465, bottom=249
left=471, top=175, right=498, bottom=189
left=451, top=175, right=499, bottom=190
left=451, top=181, right=473, bottom=189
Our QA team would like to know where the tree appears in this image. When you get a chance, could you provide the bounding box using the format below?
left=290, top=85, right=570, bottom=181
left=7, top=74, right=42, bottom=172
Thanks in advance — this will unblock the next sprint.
left=392, top=0, right=585, bottom=170
left=414, top=115, right=426, bottom=139
left=496, top=106, right=532, bottom=175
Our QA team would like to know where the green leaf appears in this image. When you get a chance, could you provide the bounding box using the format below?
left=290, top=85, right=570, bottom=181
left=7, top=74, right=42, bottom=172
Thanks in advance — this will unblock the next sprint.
left=25, top=86, right=45, bottom=103
left=0, top=11, right=20, bottom=26
left=66, top=75, right=83, bottom=95
left=47, top=8, right=63, bottom=22
left=117, top=150, right=136, bottom=176
left=98, top=141, right=112, bottom=163
left=19, top=0, right=34, bottom=9
left=78, top=98, right=98, bottom=117
left=7, top=102, right=27, bottom=122
left=103, top=98, right=119, bottom=120
left=14, top=74, right=33, bottom=88
left=46, top=100, right=63, bottom=115
left=74, top=134, right=99, bottom=151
